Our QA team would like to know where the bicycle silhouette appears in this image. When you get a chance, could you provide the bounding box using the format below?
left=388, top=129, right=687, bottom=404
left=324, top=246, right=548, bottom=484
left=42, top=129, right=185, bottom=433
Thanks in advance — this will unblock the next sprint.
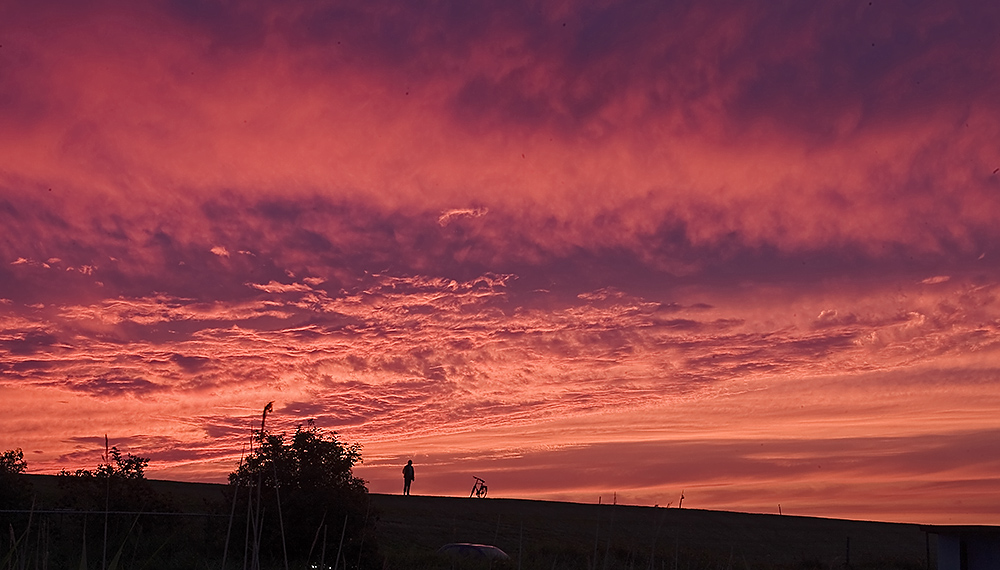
left=470, top=476, right=488, bottom=498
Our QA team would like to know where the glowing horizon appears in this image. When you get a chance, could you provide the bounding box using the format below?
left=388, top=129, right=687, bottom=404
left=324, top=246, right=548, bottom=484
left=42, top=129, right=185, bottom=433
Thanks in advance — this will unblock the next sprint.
left=2, top=0, right=1000, bottom=525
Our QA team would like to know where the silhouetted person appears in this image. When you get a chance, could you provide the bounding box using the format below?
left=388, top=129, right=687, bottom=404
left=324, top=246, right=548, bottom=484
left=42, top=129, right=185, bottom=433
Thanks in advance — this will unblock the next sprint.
left=402, top=460, right=415, bottom=495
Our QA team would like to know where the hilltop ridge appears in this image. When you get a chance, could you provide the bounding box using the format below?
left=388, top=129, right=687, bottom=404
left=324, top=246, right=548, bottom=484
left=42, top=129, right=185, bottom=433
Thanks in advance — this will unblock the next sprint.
left=16, top=475, right=933, bottom=568
left=369, top=492, right=932, bottom=568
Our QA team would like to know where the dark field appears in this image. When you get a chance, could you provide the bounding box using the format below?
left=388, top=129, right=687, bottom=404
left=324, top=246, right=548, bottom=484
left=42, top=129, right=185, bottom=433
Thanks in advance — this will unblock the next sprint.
left=4, top=476, right=933, bottom=569
left=370, top=493, right=933, bottom=569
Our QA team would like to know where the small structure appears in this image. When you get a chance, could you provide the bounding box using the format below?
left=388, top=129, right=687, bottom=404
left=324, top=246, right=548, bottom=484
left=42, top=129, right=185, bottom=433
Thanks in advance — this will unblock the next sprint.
left=438, top=543, right=510, bottom=561
left=921, top=525, right=1000, bottom=570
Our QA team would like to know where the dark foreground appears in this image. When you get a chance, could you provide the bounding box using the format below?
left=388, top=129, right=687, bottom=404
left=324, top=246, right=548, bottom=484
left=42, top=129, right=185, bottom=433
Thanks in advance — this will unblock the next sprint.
left=371, top=493, right=933, bottom=569
left=3, top=475, right=933, bottom=569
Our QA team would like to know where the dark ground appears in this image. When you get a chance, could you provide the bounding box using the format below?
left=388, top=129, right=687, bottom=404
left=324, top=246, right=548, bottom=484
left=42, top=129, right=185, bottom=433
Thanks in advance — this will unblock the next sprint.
left=9, top=475, right=934, bottom=569
left=369, top=493, right=934, bottom=569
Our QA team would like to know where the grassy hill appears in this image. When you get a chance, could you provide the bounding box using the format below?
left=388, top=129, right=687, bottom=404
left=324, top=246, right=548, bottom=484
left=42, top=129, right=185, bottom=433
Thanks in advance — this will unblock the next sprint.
left=7, top=475, right=933, bottom=569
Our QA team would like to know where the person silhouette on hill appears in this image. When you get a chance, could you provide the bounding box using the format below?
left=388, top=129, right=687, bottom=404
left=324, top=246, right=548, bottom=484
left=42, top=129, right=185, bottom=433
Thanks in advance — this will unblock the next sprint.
left=402, top=459, right=415, bottom=495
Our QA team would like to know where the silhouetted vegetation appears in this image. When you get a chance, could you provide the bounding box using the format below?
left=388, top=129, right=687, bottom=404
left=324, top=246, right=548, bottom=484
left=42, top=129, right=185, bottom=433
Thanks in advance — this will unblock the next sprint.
left=56, top=444, right=165, bottom=513
left=0, top=447, right=27, bottom=474
left=0, top=444, right=203, bottom=568
left=0, top=448, right=32, bottom=509
left=2, top=417, right=381, bottom=570
left=227, top=420, right=379, bottom=569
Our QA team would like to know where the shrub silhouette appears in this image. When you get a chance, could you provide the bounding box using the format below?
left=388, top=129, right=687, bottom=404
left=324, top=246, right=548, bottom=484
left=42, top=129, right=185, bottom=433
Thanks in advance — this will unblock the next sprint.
left=0, top=448, right=27, bottom=475
left=56, top=445, right=164, bottom=513
left=227, top=421, right=378, bottom=568
left=0, top=448, right=31, bottom=509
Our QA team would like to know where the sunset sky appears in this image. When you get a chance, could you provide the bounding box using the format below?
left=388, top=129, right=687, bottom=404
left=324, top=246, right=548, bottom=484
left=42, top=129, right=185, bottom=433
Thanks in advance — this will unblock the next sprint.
left=2, top=0, right=1000, bottom=525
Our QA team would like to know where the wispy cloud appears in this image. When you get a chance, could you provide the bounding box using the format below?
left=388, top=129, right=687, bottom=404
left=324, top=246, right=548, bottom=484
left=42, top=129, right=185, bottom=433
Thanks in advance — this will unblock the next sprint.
left=438, top=207, right=489, bottom=227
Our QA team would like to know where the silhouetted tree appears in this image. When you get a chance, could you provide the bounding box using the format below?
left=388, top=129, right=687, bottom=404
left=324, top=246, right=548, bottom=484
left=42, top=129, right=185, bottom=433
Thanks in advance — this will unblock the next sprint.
left=0, top=448, right=27, bottom=475
left=59, top=445, right=148, bottom=480
left=56, top=445, right=161, bottom=512
left=228, top=421, right=378, bottom=569
left=0, top=448, right=31, bottom=508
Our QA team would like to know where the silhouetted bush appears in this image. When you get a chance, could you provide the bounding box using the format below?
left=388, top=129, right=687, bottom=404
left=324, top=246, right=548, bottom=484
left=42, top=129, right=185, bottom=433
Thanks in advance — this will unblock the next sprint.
left=227, top=421, right=379, bottom=569
left=0, top=448, right=32, bottom=509
left=0, top=448, right=27, bottom=474
left=56, top=446, right=166, bottom=513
